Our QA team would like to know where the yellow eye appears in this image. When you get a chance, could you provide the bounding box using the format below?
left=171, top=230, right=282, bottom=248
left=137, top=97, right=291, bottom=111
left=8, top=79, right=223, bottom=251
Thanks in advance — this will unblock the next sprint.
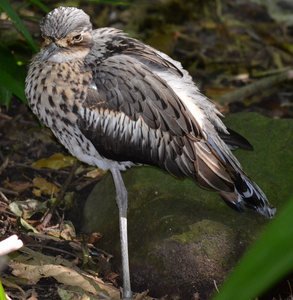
left=72, top=34, right=83, bottom=43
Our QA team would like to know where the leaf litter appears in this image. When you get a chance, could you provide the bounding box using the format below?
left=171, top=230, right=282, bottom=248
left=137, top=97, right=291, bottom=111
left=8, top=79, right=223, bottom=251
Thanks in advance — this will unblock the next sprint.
left=9, top=247, right=116, bottom=297
left=5, top=234, right=122, bottom=299
left=1, top=0, right=293, bottom=299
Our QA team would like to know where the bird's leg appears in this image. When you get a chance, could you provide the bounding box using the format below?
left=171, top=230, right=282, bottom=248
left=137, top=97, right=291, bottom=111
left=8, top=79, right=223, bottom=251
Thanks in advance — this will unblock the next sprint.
left=110, top=168, right=132, bottom=299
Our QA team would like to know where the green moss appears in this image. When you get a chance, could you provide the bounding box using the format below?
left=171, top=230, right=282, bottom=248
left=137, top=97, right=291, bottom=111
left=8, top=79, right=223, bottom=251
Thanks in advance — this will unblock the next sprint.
left=169, top=220, right=227, bottom=244
left=82, top=113, right=293, bottom=291
left=169, top=220, right=237, bottom=267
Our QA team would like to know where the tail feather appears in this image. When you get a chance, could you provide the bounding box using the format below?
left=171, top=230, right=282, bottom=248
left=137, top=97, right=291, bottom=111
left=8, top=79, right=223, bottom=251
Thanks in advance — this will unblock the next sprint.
left=205, top=135, right=276, bottom=219
left=218, top=128, right=254, bottom=151
left=218, top=173, right=276, bottom=219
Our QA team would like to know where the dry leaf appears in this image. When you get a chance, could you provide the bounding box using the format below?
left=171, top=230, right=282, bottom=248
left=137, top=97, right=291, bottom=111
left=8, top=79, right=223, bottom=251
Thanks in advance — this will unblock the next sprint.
left=9, top=247, right=120, bottom=299
left=84, top=169, right=105, bottom=179
left=0, top=277, right=26, bottom=297
left=3, top=180, right=33, bottom=193
left=9, top=199, right=47, bottom=219
left=11, top=261, right=99, bottom=294
left=32, top=153, right=77, bottom=170
left=60, top=221, right=76, bottom=240
left=33, top=177, right=60, bottom=196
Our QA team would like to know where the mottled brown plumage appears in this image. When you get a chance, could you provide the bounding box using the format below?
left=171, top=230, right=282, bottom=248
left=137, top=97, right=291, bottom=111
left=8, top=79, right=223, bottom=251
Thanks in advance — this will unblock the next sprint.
left=25, top=7, right=276, bottom=298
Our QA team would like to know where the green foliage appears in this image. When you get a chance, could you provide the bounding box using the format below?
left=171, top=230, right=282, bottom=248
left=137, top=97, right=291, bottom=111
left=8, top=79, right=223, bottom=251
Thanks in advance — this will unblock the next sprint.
left=0, top=281, right=6, bottom=300
left=0, top=45, right=27, bottom=106
left=29, top=0, right=50, bottom=13
left=0, top=0, right=39, bottom=106
left=212, top=196, right=293, bottom=300
left=0, top=0, right=38, bottom=52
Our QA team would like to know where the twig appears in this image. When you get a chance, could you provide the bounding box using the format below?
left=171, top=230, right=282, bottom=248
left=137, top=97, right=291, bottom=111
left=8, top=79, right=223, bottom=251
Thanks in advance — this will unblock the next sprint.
left=0, top=188, right=19, bottom=197
left=213, top=279, right=219, bottom=293
left=41, top=162, right=80, bottom=227
left=0, top=207, right=18, bottom=218
left=215, top=69, right=293, bottom=106
left=75, top=176, right=102, bottom=191
left=288, top=280, right=293, bottom=300
left=0, top=113, right=12, bottom=121
left=11, top=162, right=70, bottom=175
left=0, top=191, right=10, bottom=204
left=25, top=244, right=78, bottom=258
left=0, top=156, right=9, bottom=176
left=252, top=66, right=292, bottom=77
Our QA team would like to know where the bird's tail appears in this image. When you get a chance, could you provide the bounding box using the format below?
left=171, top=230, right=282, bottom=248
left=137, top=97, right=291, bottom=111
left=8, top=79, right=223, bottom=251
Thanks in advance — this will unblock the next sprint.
left=218, top=172, right=276, bottom=219
left=203, top=135, right=276, bottom=219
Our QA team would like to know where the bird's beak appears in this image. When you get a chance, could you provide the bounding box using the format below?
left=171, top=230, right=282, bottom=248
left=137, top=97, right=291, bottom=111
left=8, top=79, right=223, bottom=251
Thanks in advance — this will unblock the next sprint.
left=40, top=42, right=61, bottom=61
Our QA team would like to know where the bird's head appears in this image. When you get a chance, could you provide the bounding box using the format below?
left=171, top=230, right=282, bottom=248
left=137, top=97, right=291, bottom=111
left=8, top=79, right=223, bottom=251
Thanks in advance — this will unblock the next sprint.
left=39, top=7, right=94, bottom=62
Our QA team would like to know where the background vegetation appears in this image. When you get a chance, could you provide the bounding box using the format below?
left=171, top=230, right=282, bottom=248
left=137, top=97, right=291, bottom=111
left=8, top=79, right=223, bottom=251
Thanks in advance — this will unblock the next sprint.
left=0, top=0, right=293, bottom=299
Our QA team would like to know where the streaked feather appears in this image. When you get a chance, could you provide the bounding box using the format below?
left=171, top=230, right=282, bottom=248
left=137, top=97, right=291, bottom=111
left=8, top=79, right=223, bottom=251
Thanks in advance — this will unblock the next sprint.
left=25, top=7, right=276, bottom=219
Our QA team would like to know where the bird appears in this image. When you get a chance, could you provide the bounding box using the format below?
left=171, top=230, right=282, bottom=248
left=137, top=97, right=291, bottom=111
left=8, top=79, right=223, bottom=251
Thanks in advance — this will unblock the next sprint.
left=25, top=6, right=276, bottom=299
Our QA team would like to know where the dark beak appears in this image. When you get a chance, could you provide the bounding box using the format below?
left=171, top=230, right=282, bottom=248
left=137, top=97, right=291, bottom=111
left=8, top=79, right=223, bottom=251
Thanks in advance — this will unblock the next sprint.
left=40, top=42, right=61, bottom=61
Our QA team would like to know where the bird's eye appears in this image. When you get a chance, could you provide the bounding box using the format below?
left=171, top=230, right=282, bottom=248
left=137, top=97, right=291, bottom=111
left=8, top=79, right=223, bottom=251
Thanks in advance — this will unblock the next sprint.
left=72, top=34, right=83, bottom=43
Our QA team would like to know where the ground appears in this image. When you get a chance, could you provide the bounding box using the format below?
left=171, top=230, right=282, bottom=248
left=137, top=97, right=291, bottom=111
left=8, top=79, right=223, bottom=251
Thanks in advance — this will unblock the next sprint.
left=1, top=0, right=293, bottom=299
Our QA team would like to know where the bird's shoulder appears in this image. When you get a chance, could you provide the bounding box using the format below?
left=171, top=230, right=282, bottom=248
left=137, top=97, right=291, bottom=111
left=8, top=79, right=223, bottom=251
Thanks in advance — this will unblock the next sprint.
left=81, top=28, right=198, bottom=137
left=87, top=27, right=182, bottom=77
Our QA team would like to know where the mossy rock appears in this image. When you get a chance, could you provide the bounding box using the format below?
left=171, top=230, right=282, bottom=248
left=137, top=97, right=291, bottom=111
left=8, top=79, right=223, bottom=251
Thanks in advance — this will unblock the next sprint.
left=82, top=113, right=293, bottom=299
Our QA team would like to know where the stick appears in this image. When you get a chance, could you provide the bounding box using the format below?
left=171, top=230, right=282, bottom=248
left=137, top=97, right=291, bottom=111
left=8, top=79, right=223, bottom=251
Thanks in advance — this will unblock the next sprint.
left=215, top=69, right=293, bottom=106
left=41, top=162, right=79, bottom=227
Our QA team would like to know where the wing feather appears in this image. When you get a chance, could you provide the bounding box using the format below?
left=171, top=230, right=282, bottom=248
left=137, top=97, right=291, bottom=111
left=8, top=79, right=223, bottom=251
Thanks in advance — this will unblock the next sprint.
left=79, top=54, right=235, bottom=192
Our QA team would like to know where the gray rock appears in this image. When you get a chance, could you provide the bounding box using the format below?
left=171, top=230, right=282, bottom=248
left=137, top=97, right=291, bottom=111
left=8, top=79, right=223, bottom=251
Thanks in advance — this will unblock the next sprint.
left=82, top=113, right=293, bottom=299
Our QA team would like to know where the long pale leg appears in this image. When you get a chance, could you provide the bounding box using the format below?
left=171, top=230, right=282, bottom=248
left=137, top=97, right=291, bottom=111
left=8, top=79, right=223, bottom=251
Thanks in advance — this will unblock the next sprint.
left=110, top=168, right=132, bottom=299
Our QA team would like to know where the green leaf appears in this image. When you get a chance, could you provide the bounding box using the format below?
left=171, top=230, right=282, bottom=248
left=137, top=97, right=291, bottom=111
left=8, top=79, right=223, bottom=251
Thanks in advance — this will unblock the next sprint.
left=17, top=218, right=39, bottom=233
left=0, top=85, right=12, bottom=106
left=0, top=45, right=18, bottom=74
left=29, top=0, right=50, bottom=13
left=0, top=45, right=27, bottom=105
left=0, top=68, right=27, bottom=105
left=212, top=196, right=293, bottom=300
left=0, top=0, right=38, bottom=52
left=0, top=281, right=6, bottom=300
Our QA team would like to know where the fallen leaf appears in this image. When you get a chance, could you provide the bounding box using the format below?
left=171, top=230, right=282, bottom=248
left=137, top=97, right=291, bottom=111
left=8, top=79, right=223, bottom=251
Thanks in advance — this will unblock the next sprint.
left=9, top=247, right=120, bottom=299
left=32, top=153, right=77, bottom=170
left=84, top=169, right=105, bottom=179
left=11, top=262, right=99, bottom=293
left=87, top=233, right=103, bottom=244
left=57, top=286, right=91, bottom=300
left=0, top=277, right=26, bottom=298
left=9, top=199, right=47, bottom=219
left=16, top=218, right=39, bottom=233
left=134, top=290, right=149, bottom=300
left=60, top=221, right=76, bottom=240
left=33, top=177, right=60, bottom=196
left=3, top=180, right=32, bottom=193
left=63, top=192, right=75, bottom=209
